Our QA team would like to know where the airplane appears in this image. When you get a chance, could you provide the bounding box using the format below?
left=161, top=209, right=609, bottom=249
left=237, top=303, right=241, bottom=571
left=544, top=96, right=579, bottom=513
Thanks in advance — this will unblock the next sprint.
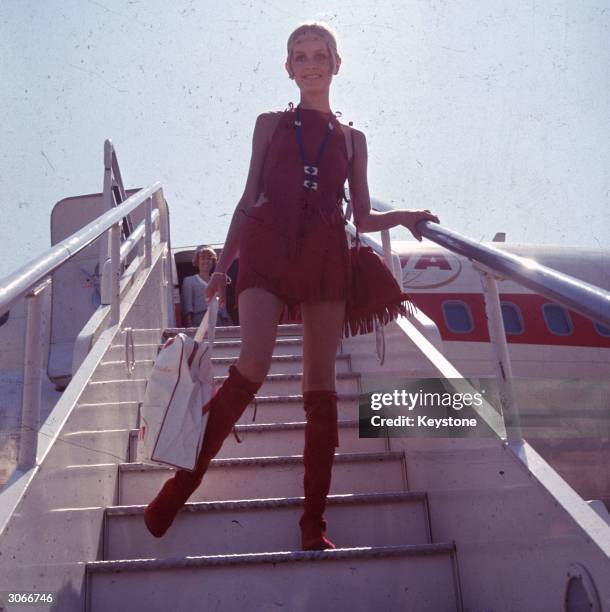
left=1, top=143, right=609, bottom=610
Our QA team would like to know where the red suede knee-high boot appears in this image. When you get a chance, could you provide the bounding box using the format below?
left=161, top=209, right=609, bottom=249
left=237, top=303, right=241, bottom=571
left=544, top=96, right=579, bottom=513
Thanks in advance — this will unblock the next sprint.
left=299, top=390, right=340, bottom=551
left=144, top=364, right=261, bottom=538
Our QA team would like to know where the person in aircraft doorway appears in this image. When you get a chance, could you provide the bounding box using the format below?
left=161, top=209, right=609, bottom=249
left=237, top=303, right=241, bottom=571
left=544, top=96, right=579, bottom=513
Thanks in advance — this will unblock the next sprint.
left=181, top=245, right=233, bottom=327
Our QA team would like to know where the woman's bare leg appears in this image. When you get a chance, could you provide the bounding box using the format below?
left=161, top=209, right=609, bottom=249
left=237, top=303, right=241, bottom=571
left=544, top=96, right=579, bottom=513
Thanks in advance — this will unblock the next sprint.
left=235, top=287, right=285, bottom=383
left=143, top=286, right=284, bottom=538
left=301, top=300, right=346, bottom=392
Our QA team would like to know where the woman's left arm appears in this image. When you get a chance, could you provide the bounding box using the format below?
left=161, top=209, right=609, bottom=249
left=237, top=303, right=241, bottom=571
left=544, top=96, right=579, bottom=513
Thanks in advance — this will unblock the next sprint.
left=348, top=129, right=440, bottom=241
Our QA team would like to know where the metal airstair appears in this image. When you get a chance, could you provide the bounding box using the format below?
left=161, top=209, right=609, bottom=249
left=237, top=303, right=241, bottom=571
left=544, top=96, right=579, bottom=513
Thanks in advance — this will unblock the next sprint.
left=80, top=323, right=463, bottom=611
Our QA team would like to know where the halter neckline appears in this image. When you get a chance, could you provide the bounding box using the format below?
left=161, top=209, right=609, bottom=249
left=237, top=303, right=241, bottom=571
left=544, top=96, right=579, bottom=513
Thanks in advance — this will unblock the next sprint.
left=298, top=107, right=332, bottom=113
left=286, top=102, right=337, bottom=119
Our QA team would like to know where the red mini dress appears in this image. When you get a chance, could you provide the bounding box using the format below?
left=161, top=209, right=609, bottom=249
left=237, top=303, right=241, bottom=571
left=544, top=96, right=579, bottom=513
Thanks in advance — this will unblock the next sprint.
left=236, top=107, right=351, bottom=314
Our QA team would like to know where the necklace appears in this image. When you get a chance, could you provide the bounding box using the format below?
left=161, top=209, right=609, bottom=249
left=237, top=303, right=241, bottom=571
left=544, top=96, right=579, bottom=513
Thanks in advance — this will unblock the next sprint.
left=294, top=105, right=334, bottom=191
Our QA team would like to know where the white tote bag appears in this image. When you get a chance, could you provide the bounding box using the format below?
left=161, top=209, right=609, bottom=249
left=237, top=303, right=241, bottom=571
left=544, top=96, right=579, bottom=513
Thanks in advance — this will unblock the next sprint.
left=138, top=297, right=219, bottom=471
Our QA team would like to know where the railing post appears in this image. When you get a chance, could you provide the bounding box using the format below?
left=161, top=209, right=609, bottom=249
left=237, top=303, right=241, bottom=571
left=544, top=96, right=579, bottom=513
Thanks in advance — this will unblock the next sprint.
left=110, top=223, right=121, bottom=325
left=154, top=189, right=169, bottom=244
left=477, top=266, right=522, bottom=440
left=101, top=141, right=114, bottom=283
left=381, top=229, right=393, bottom=270
left=17, top=278, right=51, bottom=471
left=381, top=230, right=403, bottom=288
left=392, top=253, right=403, bottom=289
left=160, top=249, right=169, bottom=328
left=145, top=197, right=152, bottom=268
left=154, top=188, right=174, bottom=328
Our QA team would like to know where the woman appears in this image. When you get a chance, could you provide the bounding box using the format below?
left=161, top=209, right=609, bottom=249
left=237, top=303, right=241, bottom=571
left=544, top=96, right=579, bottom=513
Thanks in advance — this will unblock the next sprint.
left=145, top=22, right=439, bottom=549
left=181, top=245, right=232, bottom=327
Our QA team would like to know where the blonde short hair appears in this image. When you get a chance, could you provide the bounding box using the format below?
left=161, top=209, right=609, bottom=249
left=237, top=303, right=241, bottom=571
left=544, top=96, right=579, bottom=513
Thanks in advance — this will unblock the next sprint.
left=286, top=22, right=340, bottom=75
left=192, top=245, right=217, bottom=267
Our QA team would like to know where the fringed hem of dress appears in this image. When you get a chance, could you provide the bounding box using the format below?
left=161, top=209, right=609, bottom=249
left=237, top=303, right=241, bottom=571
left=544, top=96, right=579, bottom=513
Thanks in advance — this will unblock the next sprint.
left=343, top=294, right=416, bottom=338
left=236, top=273, right=350, bottom=313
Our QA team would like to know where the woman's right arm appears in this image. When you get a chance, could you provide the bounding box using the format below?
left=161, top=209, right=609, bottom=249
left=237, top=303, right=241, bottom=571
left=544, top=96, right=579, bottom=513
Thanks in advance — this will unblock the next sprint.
left=205, top=113, right=273, bottom=303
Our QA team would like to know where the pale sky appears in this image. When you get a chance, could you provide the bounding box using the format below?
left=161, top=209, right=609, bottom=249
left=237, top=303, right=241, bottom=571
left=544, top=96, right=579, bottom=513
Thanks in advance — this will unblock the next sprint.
left=1, top=0, right=609, bottom=279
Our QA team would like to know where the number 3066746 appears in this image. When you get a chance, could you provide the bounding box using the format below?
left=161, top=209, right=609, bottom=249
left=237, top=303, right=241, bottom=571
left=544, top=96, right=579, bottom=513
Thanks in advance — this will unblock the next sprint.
left=2, top=592, right=55, bottom=606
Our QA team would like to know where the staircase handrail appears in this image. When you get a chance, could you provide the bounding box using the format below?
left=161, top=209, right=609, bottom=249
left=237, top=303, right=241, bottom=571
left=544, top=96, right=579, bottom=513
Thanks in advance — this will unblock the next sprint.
left=0, top=181, right=167, bottom=317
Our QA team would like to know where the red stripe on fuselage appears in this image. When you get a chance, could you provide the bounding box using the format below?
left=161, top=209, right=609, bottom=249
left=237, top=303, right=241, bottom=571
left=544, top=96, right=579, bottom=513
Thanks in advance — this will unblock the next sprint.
left=410, top=293, right=610, bottom=348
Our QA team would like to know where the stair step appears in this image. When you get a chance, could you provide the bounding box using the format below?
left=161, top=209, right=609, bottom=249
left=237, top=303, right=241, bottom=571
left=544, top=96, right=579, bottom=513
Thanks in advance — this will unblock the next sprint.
left=111, top=325, right=304, bottom=347
left=236, top=394, right=360, bottom=425
left=104, top=491, right=431, bottom=560
left=80, top=379, right=147, bottom=404
left=118, top=451, right=407, bottom=505
left=209, top=352, right=352, bottom=375
left=85, top=544, right=461, bottom=612
left=95, top=353, right=352, bottom=380
left=92, top=360, right=153, bottom=381
left=130, top=420, right=386, bottom=462
left=67, top=401, right=140, bottom=433
left=45, top=428, right=131, bottom=469
left=106, top=337, right=311, bottom=361
left=65, top=394, right=360, bottom=438
left=43, top=463, right=119, bottom=508
left=163, top=323, right=305, bottom=340
left=67, top=393, right=360, bottom=434
left=104, top=342, right=159, bottom=362
left=81, top=369, right=361, bottom=406
left=204, top=337, right=308, bottom=358
left=218, top=372, right=360, bottom=396
left=210, top=353, right=352, bottom=375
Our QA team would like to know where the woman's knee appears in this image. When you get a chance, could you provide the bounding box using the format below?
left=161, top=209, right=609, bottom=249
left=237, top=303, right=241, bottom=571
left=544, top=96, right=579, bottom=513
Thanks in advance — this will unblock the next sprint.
left=302, top=358, right=337, bottom=392
left=303, top=380, right=336, bottom=393
left=235, top=354, right=271, bottom=384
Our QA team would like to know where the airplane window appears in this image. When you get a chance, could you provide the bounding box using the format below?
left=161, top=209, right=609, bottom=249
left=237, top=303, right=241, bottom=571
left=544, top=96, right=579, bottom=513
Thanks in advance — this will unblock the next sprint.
left=500, top=302, right=524, bottom=334
left=542, top=304, right=573, bottom=335
left=594, top=322, right=610, bottom=337
left=442, top=301, right=474, bottom=333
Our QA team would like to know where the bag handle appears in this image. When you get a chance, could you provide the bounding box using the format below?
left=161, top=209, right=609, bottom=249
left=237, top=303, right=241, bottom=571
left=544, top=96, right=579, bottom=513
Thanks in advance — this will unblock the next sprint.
left=194, top=296, right=219, bottom=346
